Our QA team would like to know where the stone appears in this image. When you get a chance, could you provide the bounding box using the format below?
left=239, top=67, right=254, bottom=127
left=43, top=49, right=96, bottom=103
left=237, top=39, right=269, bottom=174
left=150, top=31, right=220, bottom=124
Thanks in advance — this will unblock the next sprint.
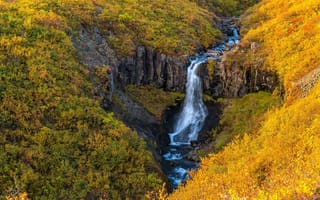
left=186, top=149, right=200, bottom=162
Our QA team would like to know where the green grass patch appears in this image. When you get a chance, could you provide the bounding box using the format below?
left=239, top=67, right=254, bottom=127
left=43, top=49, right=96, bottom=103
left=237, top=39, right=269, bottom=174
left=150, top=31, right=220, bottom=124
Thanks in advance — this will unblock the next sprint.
left=125, top=85, right=185, bottom=120
left=213, top=92, right=282, bottom=151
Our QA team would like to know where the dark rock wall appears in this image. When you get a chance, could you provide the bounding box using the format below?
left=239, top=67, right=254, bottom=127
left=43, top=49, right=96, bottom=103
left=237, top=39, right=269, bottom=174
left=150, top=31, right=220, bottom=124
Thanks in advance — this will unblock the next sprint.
left=202, top=48, right=279, bottom=98
left=73, top=25, right=188, bottom=101
left=117, top=47, right=188, bottom=91
left=73, top=25, right=279, bottom=104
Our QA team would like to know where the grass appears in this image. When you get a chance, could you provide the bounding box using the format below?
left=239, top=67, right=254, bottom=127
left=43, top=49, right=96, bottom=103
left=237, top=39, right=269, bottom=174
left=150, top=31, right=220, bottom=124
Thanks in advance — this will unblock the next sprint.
left=213, top=91, right=282, bottom=151
left=125, top=85, right=185, bottom=120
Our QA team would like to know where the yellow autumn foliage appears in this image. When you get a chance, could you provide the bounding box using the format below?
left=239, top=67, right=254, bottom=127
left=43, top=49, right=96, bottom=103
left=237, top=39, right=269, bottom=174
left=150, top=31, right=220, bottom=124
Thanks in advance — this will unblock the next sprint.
left=242, top=0, right=320, bottom=99
left=170, top=0, right=320, bottom=199
left=170, top=81, right=320, bottom=200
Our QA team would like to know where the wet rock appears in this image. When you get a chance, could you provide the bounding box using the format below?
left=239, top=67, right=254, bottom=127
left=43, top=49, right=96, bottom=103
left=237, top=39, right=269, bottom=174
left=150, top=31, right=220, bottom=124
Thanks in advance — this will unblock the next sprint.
left=186, top=149, right=200, bottom=162
left=206, top=50, right=223, bottom=57
left=190, top=140, right=201, bottom=148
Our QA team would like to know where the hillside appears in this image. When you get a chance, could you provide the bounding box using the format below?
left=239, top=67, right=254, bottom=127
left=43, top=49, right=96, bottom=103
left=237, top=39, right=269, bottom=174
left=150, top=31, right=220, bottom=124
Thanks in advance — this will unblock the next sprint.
left=0, top=0, right=239, bottom=199
left=1, top=0, right=319, bottom=199
left=169, top=0, right=320, bottom=199
left=0, top=0, right=169, bottom=199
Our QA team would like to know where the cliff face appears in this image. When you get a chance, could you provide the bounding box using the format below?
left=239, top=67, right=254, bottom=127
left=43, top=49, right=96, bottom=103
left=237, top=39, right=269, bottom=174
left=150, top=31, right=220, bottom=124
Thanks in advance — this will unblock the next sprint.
left=73, top=24, right=280, bottom=106
left=117, top=47, right=187, bottom=91
left=73, top=25, right=188, bottom=99
left=202, top=48, right=280, bottom=98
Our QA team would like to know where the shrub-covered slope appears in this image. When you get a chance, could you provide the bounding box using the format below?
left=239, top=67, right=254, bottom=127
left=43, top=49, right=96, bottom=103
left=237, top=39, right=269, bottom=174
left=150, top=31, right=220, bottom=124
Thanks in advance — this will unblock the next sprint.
left=0, top=1, right=165, bottom=199
left=170, top=0, right=320, bottom=199
left=95, top=0, right=221, bottom=55
left=193, top=0, right=259, bottom=16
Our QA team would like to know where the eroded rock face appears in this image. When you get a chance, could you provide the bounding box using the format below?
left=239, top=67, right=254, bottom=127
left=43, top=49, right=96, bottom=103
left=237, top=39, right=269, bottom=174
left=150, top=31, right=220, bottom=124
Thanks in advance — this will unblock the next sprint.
left=202, top=46, right=279, bottom=98
left=118, top=47, right=188, bottom=91
left=295, top=66, right=320, bottom=97
left=73, top=24, right=280, bottom=103
left=72, top=25, right=118, bottom=107
left=73, top=25, right=188, bottom=100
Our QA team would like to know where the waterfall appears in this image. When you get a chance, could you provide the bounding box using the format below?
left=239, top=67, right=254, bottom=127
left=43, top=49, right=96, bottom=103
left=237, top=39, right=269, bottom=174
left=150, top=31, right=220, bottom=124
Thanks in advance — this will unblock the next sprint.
left=162, top=22, right=240, bottom=189
left=169, top=56, right=208, bottom=145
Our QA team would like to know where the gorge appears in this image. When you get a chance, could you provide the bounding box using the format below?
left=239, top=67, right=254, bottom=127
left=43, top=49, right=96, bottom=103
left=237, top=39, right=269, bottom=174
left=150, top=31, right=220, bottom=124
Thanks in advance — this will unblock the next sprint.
left=1, top=0, right=320, bottom=199
left=66, top=8, right=282, bottom=195
left=73, top=15, right=278, bottom=191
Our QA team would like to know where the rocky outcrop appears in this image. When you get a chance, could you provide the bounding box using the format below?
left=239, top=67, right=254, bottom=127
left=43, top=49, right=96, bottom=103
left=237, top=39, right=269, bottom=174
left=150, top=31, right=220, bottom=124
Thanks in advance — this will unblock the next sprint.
left=215, top=17, right=240, bottom=37
left=111, top=90, right=160, bottom=140
left=73, top=25, right=188, bottom=101
left=295, top=66, right=320, bottom=97
left=72, top=26, right=118, bottom=107
left=202, top=45, right=279, bottom=98
left=118, top=47, right=188, bottom=91
left=73, top=23, right=280, bottom=103
left=200, top=18, right=280, bottom=98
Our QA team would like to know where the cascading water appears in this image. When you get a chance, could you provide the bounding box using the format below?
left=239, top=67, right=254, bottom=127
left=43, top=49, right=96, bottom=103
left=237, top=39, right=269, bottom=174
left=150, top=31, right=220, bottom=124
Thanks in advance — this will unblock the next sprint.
left=162, top=21, right=241, bottom=189
left=169, top=56, right=208, bottom=146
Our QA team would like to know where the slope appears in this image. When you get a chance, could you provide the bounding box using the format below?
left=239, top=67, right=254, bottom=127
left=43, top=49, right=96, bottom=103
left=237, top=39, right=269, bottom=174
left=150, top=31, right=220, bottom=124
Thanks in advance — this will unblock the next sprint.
left=0, top=0, right=163, bottom=199
left=169, top=0, right=320, bottom=199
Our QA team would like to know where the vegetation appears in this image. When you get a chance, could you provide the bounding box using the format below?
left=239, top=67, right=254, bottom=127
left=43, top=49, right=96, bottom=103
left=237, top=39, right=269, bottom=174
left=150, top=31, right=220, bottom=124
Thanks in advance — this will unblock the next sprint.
left=240, top=0, right=320, bottom=100
left=96, top=0, right=222, bottom=55
left=193, top=0, right=259, bottom=16
left=0, top=0, right=162, bottom=199
left=213, top=92, right=281, bottom=151
left=2, top=0, right=319, bottom=199
left=126, top=85, right=185, bottom=120
left=170, top=0, right=320, bottom=199
left=125, top=85, right=215, bottom=120
left=170, top=84, right=320, bottom=199
left=205, top=59, right=216, bottom=81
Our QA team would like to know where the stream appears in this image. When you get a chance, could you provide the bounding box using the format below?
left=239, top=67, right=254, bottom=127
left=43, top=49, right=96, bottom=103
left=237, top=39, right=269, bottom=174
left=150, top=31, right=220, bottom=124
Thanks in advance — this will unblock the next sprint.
left=161, top=20, right=241, bottom=189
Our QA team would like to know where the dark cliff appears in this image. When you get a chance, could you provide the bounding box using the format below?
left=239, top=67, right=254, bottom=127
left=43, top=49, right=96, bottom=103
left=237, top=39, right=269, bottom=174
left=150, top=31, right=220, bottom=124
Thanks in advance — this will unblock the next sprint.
left=73, top=25, right=188, bottom=100
left=73, top=23, right=280, bottom=106
left=202, top=47, right=280, bottom=98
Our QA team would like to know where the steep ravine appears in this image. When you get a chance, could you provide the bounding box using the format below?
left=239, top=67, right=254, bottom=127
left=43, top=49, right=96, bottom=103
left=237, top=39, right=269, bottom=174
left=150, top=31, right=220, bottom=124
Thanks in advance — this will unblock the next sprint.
left=72, top=17, right=281, bottom=191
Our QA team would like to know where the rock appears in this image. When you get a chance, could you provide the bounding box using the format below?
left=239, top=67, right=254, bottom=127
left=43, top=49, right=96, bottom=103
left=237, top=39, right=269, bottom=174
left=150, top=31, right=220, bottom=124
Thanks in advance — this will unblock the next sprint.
left=190, top=140, right=200, bottom=148
left=186, top=149, right=200, bottom=162
left=295, top=66, right=320, bottom=97
left=205, top=52, right=221, bottom=58
left=73, top=25, right=120, bottom=107
left=219, top=55, right=278, bottom=97
left=73, top=25, right=189, bottom=105
left=207, top=49, right=223, bottom=56
left=226, top=41, right=236, bottom=48
left=203, top=48, right=279, bottom=98
left=117, top=47, right=188, bottom=91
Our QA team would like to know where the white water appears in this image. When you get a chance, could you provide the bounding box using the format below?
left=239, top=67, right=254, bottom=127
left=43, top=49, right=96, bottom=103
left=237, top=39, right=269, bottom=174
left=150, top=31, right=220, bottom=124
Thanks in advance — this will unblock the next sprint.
left=168, top=167, right=189, bottom=187
left=169, top=57, right=208, bottom=145
left=163, top=23, right=240, bottom=189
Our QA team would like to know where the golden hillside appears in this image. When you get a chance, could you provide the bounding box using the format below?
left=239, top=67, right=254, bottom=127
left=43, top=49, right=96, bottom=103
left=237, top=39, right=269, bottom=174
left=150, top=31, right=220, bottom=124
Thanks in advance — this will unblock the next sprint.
left=170, top=0, right=320, bottom=199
